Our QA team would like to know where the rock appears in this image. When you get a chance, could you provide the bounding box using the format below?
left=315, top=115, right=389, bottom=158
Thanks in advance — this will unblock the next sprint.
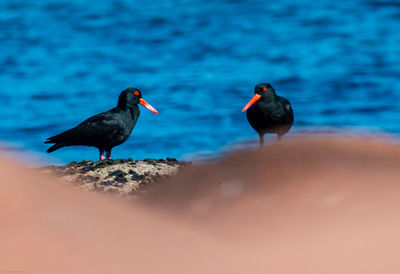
left=36, top=158, right=190, bottom=197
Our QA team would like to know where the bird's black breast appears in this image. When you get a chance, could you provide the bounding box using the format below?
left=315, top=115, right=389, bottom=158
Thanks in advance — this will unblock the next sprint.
left=246, top=96, right=293, bottom=135
left=100, top=106, right=140, bottom=148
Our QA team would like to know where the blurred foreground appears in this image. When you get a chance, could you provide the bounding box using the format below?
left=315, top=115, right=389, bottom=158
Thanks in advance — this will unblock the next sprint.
left=2, top=137, right=400, bottom=273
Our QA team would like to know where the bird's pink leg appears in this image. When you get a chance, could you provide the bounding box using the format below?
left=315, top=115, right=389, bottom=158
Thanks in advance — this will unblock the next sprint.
left=99, top=150, right=106, bottom=160
left=106, top=150, right=111, bottom=160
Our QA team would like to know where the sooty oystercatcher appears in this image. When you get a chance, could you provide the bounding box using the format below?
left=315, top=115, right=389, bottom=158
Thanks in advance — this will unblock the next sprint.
left=45, top=87, right=158, bottom=160
left=242, top=83, right=293, bottom=146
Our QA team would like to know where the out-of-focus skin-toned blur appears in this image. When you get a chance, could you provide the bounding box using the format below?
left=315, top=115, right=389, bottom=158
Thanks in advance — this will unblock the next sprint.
left=2, top=137, right=400, bottom=274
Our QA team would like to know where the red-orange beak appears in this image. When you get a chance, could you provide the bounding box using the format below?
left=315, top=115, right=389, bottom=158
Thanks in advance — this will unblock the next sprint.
left=139, top=98, right=159, bottom=114
left=242, top=94, right=261, bottom=112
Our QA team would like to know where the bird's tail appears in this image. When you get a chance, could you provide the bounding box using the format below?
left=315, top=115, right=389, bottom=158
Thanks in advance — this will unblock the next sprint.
left=45, top=140, right=66, bottom=153
left=46, top=143, right=65, bottom=153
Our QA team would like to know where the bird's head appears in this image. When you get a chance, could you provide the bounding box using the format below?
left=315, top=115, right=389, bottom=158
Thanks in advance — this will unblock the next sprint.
left=118, top=88, right=158, bottom=114
left=242, top=83, right=276, bottom=112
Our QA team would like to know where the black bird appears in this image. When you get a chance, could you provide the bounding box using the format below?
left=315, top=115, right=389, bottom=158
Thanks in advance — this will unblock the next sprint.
left=45, top=87, right=158, bottom=160
left=242, top=83, right=293, bottom=146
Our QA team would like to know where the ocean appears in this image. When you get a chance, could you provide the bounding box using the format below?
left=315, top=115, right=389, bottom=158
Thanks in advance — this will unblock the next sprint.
left=1, top=0, right=399, bottom=164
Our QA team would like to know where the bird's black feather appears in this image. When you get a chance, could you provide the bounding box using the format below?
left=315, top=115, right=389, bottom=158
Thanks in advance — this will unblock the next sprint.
left=45, top=88, right=146, bottom=159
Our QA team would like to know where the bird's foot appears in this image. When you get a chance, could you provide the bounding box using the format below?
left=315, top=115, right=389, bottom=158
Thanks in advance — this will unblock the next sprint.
left=100, top=154, right=106, bottom=161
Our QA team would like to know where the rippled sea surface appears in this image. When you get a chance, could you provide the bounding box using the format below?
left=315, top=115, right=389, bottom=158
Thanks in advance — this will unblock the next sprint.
left=1, top=0, right=399, bottom=164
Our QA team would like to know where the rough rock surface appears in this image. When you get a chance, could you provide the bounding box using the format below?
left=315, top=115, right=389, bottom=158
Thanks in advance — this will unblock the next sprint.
left=38, top=158, right=189, bottom=197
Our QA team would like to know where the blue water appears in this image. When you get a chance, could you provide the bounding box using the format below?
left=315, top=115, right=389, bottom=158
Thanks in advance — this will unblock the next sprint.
left=1, top=0, right=399, bottom=164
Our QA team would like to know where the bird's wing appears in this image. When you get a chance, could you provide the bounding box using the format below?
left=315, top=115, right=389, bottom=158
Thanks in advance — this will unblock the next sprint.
left=281, top=98, right=294, bottom=122
left=45, top=111, right=124, bottom=145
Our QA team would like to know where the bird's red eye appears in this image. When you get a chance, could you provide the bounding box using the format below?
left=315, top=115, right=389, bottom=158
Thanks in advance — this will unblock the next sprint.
left=134, top=91, right=139, bottom=96
left=263, top=87, right=267, bottom=91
